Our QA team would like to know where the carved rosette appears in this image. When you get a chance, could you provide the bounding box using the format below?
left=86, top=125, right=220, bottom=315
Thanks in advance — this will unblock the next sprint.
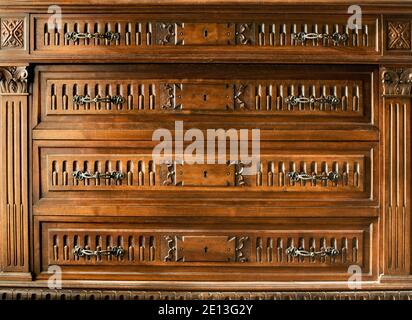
left=0, top=18, right=24, bottom=49
left=387, top=21, right=411, bottom=50
left=382, top=68, right=412, bottom=96
left=0, top=66, right=28, bottom=94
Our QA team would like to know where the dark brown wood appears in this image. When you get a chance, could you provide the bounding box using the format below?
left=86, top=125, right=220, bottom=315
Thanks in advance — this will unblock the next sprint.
left=1, top=0, right=412, bottom=299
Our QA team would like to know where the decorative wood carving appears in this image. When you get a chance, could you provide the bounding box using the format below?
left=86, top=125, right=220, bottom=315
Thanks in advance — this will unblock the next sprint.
left=387, top=21, right=411, bottom=50
left=156, top=23, right=178, bottom=45
left=45, top=153, right=368, bottom=193
left=41, top=223, right=367, bottom=271
left=161, top=83, right=182, bottom=110
left=1, top=288, right=412, bottom=300
left=235, top=24, right=255, bottom=45
left=382, top=67, right=412, bottom=275
left=35, top=16, right=377, bottom=52
left=44, top=78, right=365, bottom=115
left=0, top=18, right=24, bottom=49
left=163, top=236, right=176, bottom=261
left=382, top=68, right=412, bottom=96
left=0, top=67, right=28, bottom=94
left=0, top=67, right=29, bottom=273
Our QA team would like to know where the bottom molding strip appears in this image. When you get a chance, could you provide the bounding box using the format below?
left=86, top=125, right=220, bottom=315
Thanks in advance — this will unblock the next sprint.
left=1, top=288, right=412, bottom=300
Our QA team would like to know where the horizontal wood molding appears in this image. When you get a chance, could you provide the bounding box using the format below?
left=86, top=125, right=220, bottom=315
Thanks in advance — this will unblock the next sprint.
left=1, top=287, right=412, bottom=300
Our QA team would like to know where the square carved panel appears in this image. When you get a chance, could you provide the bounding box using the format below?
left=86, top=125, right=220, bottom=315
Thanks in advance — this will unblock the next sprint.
left=387, top=20, right=411, bottom=50
left=0, top=17, right=25, bottom=49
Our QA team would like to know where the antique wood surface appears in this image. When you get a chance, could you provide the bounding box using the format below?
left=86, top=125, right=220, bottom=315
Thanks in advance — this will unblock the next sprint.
left=0, top=0, right=412, bottom=299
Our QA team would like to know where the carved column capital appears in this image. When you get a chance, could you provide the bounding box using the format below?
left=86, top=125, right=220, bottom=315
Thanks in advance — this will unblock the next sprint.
left=0, top=66, right=28, bottom=94
left=382, top=67, right=412, bottom=96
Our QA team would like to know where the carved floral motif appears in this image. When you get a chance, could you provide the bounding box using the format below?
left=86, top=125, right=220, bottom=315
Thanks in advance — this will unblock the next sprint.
left=0, top=66, right=28, bottom=94
left=382, top=68, right=412, bottom=96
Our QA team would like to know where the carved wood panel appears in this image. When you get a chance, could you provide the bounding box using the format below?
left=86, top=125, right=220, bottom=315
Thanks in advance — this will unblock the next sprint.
left=382, top=67, right=412, bottom=276
left=0, top=16, right=26, bottom=50
left=0, top=67, right=29, bottom=273
left=387, top=20, right=412, bottom=50
left=40, top=147, right=372, bottom=197
left=39, top=222, right=370, bottom=274
left=33, top=14, right=378, bottom=54
left=3, top=288, right=412, bottom=300
left=36, top=64, right=374, bottom=128
left=44, top=79, right=365, bottom=115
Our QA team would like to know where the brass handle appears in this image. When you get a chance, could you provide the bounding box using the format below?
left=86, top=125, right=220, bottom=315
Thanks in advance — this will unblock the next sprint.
left=286, top=246, right=339, bottom=258
left=286, top=171, right=339, bottom=182
left=285, top=95, right=340, bottom=107
left=73, top=246, right=125, bottom=258
left=65, top=31, right=120, bottom=42
left=293, top=32, right=348, bottom=44
left=72, top=170, right=125, bottom=181
left=73, top=95, right=125, bottom=105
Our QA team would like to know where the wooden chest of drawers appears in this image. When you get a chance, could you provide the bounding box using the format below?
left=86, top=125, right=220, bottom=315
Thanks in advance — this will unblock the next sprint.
left=1, top=0, right=412, bottom=300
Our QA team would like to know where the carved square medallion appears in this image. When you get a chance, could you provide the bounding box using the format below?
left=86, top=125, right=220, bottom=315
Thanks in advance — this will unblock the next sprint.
left=1, top=18, right=25, bottom=49
left=387, top=21, right=411, bottom=50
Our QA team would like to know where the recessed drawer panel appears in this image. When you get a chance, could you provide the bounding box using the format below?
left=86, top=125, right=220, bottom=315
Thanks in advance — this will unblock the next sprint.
left=32, top=14, right=379, bottom=56
left=36, top=64, right=375, bottom=128
left=35, top=140, right=378, bottom=206
left=36, top=217, right=376, bottom=281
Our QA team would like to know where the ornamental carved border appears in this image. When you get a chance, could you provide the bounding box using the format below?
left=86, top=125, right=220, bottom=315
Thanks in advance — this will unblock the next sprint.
left=382, top=67, right=412, bottom=96
left=0, top=17, right=25, bottom=49
left=0, top=66, right=28, bottom=94
left=1, top=288, right=412, bottom=300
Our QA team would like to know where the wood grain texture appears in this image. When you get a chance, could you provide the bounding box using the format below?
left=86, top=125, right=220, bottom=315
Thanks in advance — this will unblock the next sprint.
left=2, top=1, right=412, bottom=299
left=382, top=67, right=412, bottom=276
left=0, top=71, right=29, bottom=273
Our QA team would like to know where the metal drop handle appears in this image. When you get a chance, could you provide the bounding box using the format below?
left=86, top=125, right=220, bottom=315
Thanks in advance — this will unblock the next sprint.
left=72, top=170, right=125, bottom=181
left=73, top=246, right=125, bottom=258
left=65, top=31, right=120, bottom=42
left=286, top=171, right=339, bottom=182
left=73, top=94, right=125, bottom=105
left=293, top=32, right=348, bottom=44
left=285, top=95, right=340, bottom=107
left=286, top=246, right=339, bottom=258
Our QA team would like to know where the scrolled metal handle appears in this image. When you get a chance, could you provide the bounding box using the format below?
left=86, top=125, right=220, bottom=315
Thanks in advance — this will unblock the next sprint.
left=73, top=246, right=125, bottom=258
left=286, top=246, right=339, bottom=258
left=286, top=171, right=339, bottom=182
left=293, top=32, right=348, bottom=44
left=72, top=170, right=125, bottom=181
left=73, top=95, right=125, bottom=105
left=285, top=95, right=340, bottom=107
left=65, top=31, right=120, bottom=42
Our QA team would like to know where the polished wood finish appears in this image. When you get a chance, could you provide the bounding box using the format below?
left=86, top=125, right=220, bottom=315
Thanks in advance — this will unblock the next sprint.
left=34, top=217, right=375, bottom=281
left=0, top=67, right=31, bottom=280
left=1, top=0, right=412, bottom=299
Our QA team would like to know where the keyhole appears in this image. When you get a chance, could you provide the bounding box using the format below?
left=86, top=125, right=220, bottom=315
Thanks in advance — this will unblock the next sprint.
left=204, top=247, right=208, bottom=253
left=203, top=94, right=207, bottom=101
left=204, top=29, right=208, bottom=38
left=203, top=170, right=208, bottom=178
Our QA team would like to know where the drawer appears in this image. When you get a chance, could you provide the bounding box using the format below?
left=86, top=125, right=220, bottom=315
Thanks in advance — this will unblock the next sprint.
left=35, top=217, right=376, bottom=281
left=35, top=64, right=376, bottom=129
left=34, top=140, right=378, bottom=207
left=32, top=14, right=379, bottom=57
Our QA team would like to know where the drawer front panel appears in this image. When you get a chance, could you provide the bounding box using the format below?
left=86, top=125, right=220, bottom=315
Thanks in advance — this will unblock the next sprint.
left=33, top=14, right=379, bottom=55
left=38, top=219, right=374, bottom=277
left=36, top=141, right=377, bottom=204
left=37, top=65, right=374, bottom=125
left=37, top=218, right=375, bottom=281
